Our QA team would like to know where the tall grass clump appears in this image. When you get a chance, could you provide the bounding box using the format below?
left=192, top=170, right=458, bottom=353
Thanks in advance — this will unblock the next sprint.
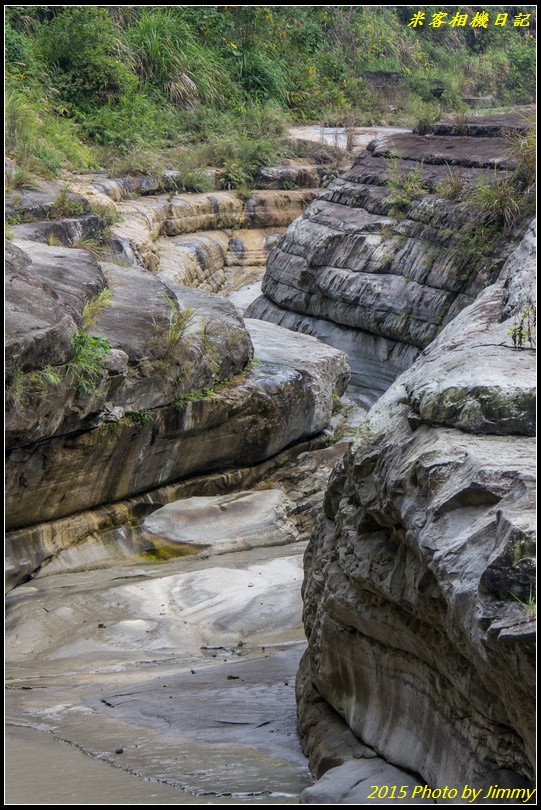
left=82, top=289, right=113, bottom=330
left=435, top=167, right=467, bottom=201
left=126, top=8, right=228, bottom=107
left=386, top=156, right=429, bottom=213
left=4, top=6, right=537, bottom=178
left=146, top=293, right=197, bottom=368
left=507, top=117, right=536, bottom=193
left=469, top=172, right=525, bottom=233
left=47, top=183, right=87, bottom=219
left=5, top=87, right=94, bottom=177
left=68, top=331, right=112, bottom=394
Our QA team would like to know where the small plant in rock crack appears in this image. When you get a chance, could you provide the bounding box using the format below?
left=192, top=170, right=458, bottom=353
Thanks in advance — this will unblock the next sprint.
left=510, top=587, right=536, bottom=618
left=82, top=288, right=113, bottom=330
left=6, top=365, right=61, bottom=408
left=147, top=293, right=196, bottom=365
left=386, top=156, right=428, bottom=215
left=68, top=331, right=111, bottom=394
left=331, top=389, right=344, bottom=414
left=71, top=232, right=111, bottom=260
left=47, top=232, right=64, bottom=247
left=89, top=200, right=123, bottom=225
left=197, top=320, right=223, bottom=369
left=507, top=303, right=536, bottom=350
left=435, top=166, right=467, bottom=201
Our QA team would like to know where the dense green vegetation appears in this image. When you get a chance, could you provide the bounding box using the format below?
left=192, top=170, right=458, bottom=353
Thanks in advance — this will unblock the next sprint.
left=5, top=5, right=536, bottom=180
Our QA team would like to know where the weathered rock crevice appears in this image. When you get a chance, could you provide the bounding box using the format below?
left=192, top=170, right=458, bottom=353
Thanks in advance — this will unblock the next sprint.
left=242, top=115, right=535, bottom=798
left=296, top=220, right=536, bottom=796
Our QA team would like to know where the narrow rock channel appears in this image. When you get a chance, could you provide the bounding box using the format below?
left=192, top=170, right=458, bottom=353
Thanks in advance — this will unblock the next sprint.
left=5, top=112, right=535, bottom=804
left=5, top=126, right=371, bottom=803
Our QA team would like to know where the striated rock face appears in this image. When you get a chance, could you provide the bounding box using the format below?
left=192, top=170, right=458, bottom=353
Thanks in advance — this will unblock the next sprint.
left=6, top=239, right=348, bottom=531
left=104, top=188, right=317, bottom=274
left=247, top=121, right=524, bottom=404
left=156, top=228, right=283, bottom=293
left=5, top=232, right=349, bottom=584
left=299, top=222, right=536, bottom=790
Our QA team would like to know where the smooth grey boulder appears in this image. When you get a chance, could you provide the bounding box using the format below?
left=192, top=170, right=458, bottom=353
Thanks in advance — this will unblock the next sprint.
left=5, top=248, right=252, bottom=448
left=5, top=239, right=102, bottom=376
left=6, top=317, right=349, bottom=530
left=140, top=490, right=296, bottom=556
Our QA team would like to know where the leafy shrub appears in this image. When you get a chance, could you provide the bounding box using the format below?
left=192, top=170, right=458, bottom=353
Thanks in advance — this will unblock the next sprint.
left=37, top=7, right=136, bottom=110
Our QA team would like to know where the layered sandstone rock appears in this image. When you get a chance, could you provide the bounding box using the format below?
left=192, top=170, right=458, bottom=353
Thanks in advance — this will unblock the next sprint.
left=298, top=222, right=536, bottom=791
left=247, top=119, right=525, bottom=404
left=5, top=232, right=349, bottom=585
left=6, top=239, right=348, bottom=533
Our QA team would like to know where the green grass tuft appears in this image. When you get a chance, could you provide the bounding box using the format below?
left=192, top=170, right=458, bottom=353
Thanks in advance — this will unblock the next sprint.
left=82, top=289, right=113, bottom=330
left=68, top=331, right=112, bottom=394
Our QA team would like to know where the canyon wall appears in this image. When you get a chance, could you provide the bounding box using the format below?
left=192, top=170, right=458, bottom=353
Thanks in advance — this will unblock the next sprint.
left=247, top=116, right=527, bottom=406
left=246, top=116, right=536, bottom=794
left=5, top=164, right=349, bottom=589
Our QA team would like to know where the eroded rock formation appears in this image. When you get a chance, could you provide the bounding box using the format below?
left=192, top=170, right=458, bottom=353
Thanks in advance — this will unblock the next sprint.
left=6, top=210, right=348, bottom=588
left=298, top=221, right=536, bottom=793
left=247, top=115, right=529, bottom=406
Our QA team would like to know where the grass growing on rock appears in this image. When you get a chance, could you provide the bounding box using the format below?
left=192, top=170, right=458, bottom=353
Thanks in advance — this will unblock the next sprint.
left=47, top=184, right=87, bottom=219
left=6, top=365, right=61, bottom=408
left=68, top=331, right=112, bottom=394
left=5, top=164, right=41, bottom=191
left=89, top=201, right=123, bottom=225
left=469, top=173, right=524, bottom=234
left=507, top=303, right=536, bottom=351
left=435, top=168, right=468, bottom=201
left=82, top=289, right=113, bottom=330
left=71, top=234, right=111, bottom=260
left=386, top=157, right=429, bottom=215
